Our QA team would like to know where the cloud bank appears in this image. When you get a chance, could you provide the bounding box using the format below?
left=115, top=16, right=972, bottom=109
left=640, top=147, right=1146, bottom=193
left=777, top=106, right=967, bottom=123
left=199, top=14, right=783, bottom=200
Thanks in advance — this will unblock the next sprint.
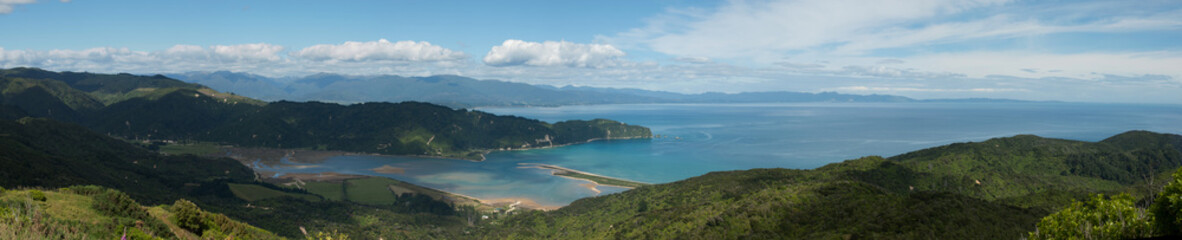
left=482, top=40, right=626, bottom=68
left=292, top=39, right=466, bottom=63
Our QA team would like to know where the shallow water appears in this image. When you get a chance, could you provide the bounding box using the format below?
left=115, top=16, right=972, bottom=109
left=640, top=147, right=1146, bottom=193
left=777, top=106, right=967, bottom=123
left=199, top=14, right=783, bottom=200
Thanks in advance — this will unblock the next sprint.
left=259, top=102, right=1182, bottom=206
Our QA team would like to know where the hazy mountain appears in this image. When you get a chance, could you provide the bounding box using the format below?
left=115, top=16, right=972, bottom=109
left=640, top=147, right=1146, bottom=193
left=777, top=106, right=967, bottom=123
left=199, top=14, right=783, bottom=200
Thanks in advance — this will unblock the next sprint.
left=171, top=72, right=952, bottom=108
left=170, top=72, right=663, bottom=108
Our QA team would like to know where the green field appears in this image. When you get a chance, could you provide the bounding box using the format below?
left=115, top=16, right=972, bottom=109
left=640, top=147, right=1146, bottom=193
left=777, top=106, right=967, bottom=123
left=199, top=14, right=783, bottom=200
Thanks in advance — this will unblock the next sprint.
left=158, top=142, right=222, bottom=156
left=343, top=177, right=400, bottom=205
left=304, top=181, right=345, bottom=201
left=227, top=183, right=321, bottom=202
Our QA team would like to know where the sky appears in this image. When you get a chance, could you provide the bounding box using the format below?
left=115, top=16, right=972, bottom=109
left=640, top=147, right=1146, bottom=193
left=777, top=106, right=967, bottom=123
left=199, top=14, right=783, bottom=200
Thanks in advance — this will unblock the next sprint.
left=1, top=0, right=1180, bottom=103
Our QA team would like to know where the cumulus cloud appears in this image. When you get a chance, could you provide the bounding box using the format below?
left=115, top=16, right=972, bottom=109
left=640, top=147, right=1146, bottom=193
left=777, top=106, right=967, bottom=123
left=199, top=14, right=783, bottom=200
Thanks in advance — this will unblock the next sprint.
left=291, top=39, right=466, bottom=63
left=0, top=0, right=36, bottom=14
left=482, top=40, right=626, bottom=68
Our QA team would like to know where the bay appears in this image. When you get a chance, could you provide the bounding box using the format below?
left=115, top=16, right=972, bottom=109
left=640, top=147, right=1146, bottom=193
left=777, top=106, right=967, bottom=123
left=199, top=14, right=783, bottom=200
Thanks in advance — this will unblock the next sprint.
left=257, top=102, right=1182, bottom=206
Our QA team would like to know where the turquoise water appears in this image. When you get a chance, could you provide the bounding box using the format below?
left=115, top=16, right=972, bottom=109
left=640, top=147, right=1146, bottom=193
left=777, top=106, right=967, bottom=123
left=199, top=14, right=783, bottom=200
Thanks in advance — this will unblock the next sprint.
left=259, top=102, right=1182, bottom=206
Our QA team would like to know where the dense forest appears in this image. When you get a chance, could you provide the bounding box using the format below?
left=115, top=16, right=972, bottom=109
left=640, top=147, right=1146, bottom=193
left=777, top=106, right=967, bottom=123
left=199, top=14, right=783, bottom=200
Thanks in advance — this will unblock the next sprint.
left=0, top=67, right=651, bottom=159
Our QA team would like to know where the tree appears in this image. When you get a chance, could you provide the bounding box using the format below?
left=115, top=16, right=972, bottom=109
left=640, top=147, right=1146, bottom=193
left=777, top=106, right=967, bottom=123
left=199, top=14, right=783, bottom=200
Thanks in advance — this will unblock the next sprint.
left=170, top=199, right=206, bottom=234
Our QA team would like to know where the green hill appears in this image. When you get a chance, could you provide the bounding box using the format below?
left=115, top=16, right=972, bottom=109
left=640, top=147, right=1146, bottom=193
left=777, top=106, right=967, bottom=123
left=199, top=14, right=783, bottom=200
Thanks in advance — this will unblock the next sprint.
left=0, top=186, right=282, bottom=239
left=0, top=68, right=652, bottom=160
left=0, top=117, right=473, bottom=238
left=485, top=132, right=1182, bottom=239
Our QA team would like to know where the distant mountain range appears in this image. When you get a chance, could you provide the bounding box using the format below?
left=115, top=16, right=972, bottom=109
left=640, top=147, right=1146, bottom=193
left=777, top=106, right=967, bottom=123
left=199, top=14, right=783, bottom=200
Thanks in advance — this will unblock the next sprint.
left=168, top=71, right=1032, bottom=108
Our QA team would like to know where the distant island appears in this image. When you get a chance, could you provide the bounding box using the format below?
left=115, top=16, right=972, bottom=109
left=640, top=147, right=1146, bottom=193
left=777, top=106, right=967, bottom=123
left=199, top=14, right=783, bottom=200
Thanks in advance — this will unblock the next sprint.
left=168, top=71, right=1039, bottom=109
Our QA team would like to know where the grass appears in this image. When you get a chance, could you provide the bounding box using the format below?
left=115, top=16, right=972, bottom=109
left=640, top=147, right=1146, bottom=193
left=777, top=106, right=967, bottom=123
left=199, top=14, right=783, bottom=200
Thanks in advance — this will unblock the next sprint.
left=39, top=191, right=108, bottom=225
left=1, top=190, right=109, bottom=226
left=304, top=181, right=345, bottom=201
left=226, top=183, right=321, bottom=202
left=301, top=176, right=489, bottom=211
left=343, top=177, right=399, bottom=205
left=159, top=142, right=222, bottom=156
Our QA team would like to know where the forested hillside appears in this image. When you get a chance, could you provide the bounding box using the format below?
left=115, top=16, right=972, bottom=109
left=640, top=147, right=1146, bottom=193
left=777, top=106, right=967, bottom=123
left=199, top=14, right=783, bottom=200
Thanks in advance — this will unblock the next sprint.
left=485, top=132, right=1182, bottom=239
left=0, top=68, right=651, bottom=159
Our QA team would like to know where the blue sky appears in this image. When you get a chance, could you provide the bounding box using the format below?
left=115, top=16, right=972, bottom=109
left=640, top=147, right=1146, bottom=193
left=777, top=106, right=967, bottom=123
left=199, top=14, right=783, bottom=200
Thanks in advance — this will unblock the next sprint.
left=1, top=0, right=1180, bottom=103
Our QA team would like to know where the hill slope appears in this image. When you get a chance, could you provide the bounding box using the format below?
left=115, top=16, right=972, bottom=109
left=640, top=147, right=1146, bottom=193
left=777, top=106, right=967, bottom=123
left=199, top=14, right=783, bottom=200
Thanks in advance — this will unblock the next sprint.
left=486, top=131, right=1182, bottom=239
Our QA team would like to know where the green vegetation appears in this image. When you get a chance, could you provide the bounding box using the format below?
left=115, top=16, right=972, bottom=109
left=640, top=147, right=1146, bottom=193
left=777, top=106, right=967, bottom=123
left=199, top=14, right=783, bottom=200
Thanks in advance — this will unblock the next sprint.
left=1, top=67, right=652, bottom=160
left=228, top=183, right=322, bottom=202
left=9, top=67, right=1182, bottom=238
left=304, top=181, right=346, bottom=201
left=484, top=131, right=1182, bottom=239
left=343, top=177, right=400, bottom=205
left=1028, top=194, right=1153, bottom=240
left=0, top=187, right=283, bottom=239
left=158, top=141, right=222, bottom=156
left=1152, top=166, right=1182, bottom=236
left=28, top=190, right=46, bottom=202
left=170, top=198, right=281, bottom=239
left=0, top=115, right=473, bottom=239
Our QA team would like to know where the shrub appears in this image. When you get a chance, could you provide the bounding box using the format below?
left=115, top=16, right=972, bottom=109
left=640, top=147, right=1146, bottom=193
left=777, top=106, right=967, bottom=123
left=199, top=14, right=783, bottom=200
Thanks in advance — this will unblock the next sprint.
left=307, top=230, right=350, bottom=240
left=1151, top=167, right=1182, bottom=236
left=29, top=190, right=47, bottom=201
left=171, top=199, right=207, bottom=234
left=62, top=185, right=106, bottom=196
left=1028, top=193, right=1153, bottom=240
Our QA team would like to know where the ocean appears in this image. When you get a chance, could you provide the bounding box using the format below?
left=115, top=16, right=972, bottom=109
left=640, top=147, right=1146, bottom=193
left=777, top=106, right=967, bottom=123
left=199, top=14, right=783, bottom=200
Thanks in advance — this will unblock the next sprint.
left=257, top=102, right=1182, bottom=206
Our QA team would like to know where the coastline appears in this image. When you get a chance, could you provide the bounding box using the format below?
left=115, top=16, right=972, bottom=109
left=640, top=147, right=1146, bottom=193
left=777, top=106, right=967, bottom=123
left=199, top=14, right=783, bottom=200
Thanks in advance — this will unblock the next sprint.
left=221, top=135, right=652, bottom=165
left=211, top=136, right=652, bottom=211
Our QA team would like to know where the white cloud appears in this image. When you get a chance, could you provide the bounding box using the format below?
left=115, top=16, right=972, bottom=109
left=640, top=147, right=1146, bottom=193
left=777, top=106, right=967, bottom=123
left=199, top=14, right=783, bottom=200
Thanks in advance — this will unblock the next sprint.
left=609, top=0, right=1182, bottom=61
left=902, top=51, right=1182, bottom=81
left=674, top=56, right=711, bottom=64
left=0, top=0, right=36, bottom=14
left=291, top=39, right=466, bottom=63
left=0, top=43, right=286, bottom=74
left=482, top=40, right=626, bottom=68
left=0, top=41, right=471, bottom=77
left=611, top=0, right=1013, bottom=59
left=211, top=43, right=285, bottom=61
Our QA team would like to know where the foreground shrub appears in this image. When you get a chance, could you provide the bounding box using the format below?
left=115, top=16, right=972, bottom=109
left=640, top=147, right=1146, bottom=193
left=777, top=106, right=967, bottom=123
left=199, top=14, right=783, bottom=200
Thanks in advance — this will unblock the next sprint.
left=1029, top=193, right=1153, bottom=240
left=29, top=190, right=46, bottom=202
left=1151, top=167, right=1182, bottom=236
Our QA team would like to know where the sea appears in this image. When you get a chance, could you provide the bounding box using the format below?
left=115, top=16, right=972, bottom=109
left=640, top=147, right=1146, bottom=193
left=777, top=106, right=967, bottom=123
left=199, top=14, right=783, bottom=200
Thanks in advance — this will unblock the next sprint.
left=256, top=102, right=1182, bottom=206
